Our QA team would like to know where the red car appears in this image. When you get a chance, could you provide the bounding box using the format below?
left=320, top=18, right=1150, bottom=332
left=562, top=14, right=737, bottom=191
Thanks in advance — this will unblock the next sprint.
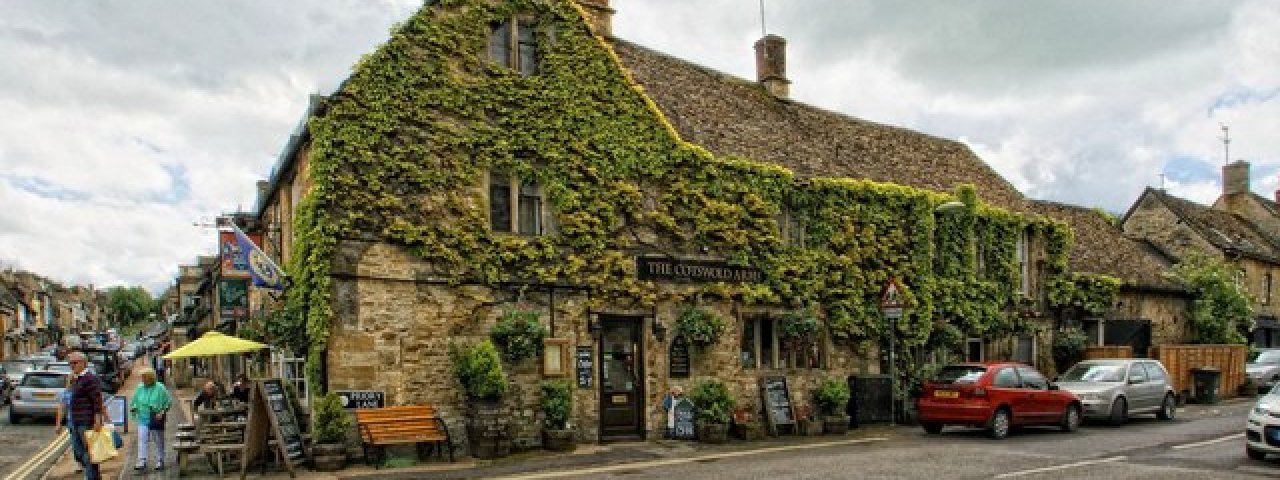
left=916, top=362, right=1082, bottom=439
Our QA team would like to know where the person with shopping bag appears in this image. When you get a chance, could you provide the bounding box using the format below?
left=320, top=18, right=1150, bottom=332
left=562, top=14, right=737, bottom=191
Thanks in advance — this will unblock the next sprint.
left=67, top=351, right=108, bottom=480
left=130, top=367, right=171, bottom=471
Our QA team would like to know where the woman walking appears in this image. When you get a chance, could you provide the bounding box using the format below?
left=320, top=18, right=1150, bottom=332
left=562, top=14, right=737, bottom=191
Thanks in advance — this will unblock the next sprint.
left=130, top=367, right=171, bottom=471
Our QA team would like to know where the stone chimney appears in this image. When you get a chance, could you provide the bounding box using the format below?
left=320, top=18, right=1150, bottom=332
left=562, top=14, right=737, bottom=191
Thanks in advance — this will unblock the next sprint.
left=1223, top=160, right=1250, bottom=196
left=576, top=0, right=614, bottom=37
left=256, top=180, right=270, bottom=204
left=754, top=34, right=790, bottom=98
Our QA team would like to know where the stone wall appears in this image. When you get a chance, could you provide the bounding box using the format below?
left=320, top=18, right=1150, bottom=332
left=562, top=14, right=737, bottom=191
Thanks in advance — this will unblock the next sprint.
left=1115, top=289, right=1189, bottom=347
left=326, top=240, right=882, bottom=452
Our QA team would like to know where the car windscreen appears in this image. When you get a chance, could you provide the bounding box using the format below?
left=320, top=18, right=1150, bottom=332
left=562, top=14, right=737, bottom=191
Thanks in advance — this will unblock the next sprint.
left=21, top=374, right=67, bottom=388
left=1061, top=363, right=1126, bottom=382
left=86, top=352, right=114, bottom=371
left=1253, top=351, right=1280, bottom=364
left=932, top=365, right=987, bottom=384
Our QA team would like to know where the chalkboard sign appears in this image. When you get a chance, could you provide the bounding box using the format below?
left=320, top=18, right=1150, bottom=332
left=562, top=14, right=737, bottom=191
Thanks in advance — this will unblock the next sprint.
left=759, top=376, right=795, bottom=436
left=336, top=390, right=385, bottom=409
left=670, top=398, right=695, bottom=439
left=576, top=346, right=593, bottom=388
left=669, top=335, right=691, bottom=378
left=240, top=379, right=305, bottom=478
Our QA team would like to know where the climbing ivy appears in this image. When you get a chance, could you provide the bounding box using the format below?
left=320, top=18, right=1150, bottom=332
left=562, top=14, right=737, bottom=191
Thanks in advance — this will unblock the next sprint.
left=281, top=0, right=1074, bottom=390
left=1047, top=273, right=1123, bottom=317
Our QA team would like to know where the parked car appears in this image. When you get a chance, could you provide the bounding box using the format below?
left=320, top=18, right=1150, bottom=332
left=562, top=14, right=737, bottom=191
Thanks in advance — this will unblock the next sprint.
left=3, top=360, right=40, bottom=390
left=9, top=371, right=69, bottom=424
left=1247, top=383, right=1280, bottom=460
left=41, top=362, right=74, bottom=374
left=81, top=346, right=123, bottom=393
left=1056, top=359, right=1177, bottom=425
left=917, top=362, right=1082, bottom=439
left=1248, top=349, right=1280, bottom=392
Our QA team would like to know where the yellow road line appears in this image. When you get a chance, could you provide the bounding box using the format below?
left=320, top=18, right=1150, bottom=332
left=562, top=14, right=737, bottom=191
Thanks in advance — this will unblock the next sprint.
left=4, top=430, right=68, bottom=480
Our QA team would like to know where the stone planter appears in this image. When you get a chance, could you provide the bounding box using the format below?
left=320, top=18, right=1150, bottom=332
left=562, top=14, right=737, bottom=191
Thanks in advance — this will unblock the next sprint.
left=311, top=443, right=347, bottom=472
left=542, top=428, right=577, bottom=452
left=823, top=415, right=850, bottom=435
left=466, top=400, right=512, bottom=459
left=797, top=418, right=824, bottom=436
left=731, top=423, right=764, bottom=441
left=697, top=423, right=729, bottom=444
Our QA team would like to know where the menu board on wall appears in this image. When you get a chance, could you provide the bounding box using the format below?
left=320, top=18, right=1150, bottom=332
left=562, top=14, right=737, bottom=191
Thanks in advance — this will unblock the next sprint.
left=669, top=335, right=690, bottom=378
left=759, top=376, right=795, bottom=435
left=576, top=346, right=594, bottom=388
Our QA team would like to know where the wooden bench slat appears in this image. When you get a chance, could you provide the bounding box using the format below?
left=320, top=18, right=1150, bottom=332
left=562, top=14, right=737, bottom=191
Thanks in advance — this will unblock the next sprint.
left=355, top=404, right=454, bottom=466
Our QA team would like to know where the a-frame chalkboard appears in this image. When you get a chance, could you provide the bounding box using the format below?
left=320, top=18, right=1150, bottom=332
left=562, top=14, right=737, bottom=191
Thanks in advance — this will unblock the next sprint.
left=240, top=379, right=306, bottom=479
left=759, top=376, right=796, bottom=436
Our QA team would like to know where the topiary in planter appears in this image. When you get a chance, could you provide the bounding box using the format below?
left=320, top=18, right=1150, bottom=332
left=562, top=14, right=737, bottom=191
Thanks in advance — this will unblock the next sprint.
left=490, top=308, right=548, bottom=364
left=675, top=306, right=726, bottom=347
left=311, top=392, right=351, bottom=471
left=450, top=341, right=512, bottom=459
left=688, top=380, right=735, bottom=443
left=540, top=380, right=576, bottom=451
left=814, top=379, right=850, bottom=434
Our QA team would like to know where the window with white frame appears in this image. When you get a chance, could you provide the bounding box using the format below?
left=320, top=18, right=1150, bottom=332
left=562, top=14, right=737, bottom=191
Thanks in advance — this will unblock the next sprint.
left=740, top=313, right=823, bottom=369
left=489, top=172, right=544, bottom=235
left=488, top=18, right=539, bottom=76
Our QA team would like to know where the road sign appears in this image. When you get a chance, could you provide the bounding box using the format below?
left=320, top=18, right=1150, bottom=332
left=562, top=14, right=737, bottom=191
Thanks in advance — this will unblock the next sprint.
left=879, top=277, right=905, bottom=309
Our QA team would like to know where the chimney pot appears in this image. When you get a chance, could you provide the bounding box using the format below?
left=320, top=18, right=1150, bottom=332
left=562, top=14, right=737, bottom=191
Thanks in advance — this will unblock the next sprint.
left=754, top=34, right=790, bottom=98
left=576, top=0, right=614, bottom=37
left=1223, top=160, right=1250, bottom=196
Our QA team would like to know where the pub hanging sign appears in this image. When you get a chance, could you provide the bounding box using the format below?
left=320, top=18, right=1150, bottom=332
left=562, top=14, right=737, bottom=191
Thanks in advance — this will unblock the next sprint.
left=636, top=257, right=762, bottom=284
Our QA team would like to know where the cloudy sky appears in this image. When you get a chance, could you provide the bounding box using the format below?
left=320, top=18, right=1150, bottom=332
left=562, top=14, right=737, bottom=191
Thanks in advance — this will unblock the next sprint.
left=1, top=0, right=1277, bottom=293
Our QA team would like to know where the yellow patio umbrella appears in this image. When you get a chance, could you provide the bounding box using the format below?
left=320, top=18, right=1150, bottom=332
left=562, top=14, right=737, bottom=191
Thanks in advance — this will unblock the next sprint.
left=163, top=331, right=267, bottom=359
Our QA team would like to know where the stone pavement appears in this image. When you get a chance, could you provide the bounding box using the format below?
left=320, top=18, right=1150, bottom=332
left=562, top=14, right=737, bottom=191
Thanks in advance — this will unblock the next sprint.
left=45, top=358, right=145, bottom=480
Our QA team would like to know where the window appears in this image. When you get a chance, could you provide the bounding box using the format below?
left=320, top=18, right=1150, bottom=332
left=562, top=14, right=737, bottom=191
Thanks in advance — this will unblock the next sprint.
left=488, top=19, right=539, bottom=75
left=932, top=365, right=986, bottom=384
left=1016, top=230, right=1030, bottom=294
left=777, top=209, right=806, bottom=248
left=1140, top=362, right=1166, bottom=384
left=966, top=338, right=984, bottom=362
left=992, top=367, right=1020, bottom=388
left=740, top=313, right=823, bottom=369
left=1127, top=364, right=1148, bottom=384
left=1013, top=335, right=1035, bottom=365
left=1016, top=366, right=1049, bottom=390
left=489, top=172, right=544, bottom=235
left=1265, top=273, right=1273, bottom=305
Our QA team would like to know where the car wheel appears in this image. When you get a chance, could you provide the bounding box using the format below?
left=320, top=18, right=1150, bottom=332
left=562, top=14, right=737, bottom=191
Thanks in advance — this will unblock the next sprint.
left=8, top=409, right=20, bottom=425
left=1156, top=393, right=1176, bottom=421
left=922, top=422, right=943, bottom=434
left=1108, top=397, right=1128, bottom=426
left=1248, top=446, right=1267, bottom=461
left=988, top=408, right=1011, bottom=440
left=1061, top=404, right=1082, bottom=432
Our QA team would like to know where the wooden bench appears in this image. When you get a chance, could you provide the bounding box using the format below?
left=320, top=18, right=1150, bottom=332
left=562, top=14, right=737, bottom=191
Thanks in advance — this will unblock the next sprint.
left=355, top=405, right=454, bottom=468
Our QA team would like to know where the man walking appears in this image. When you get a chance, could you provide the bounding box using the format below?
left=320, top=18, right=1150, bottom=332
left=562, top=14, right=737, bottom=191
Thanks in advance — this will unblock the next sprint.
left=67, top=351, right=107, bottom=480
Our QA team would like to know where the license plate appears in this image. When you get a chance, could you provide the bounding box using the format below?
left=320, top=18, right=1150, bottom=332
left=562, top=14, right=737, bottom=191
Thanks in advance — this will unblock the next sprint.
left=34, top=392, right=56, bottom=400
left=934, top=390, right=959, bottom=398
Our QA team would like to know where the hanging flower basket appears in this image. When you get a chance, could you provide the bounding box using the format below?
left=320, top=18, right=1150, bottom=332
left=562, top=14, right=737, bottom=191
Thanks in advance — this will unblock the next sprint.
left=674, top=306, right=726, bottom=347
left=490, top=308, right=548, bottom=364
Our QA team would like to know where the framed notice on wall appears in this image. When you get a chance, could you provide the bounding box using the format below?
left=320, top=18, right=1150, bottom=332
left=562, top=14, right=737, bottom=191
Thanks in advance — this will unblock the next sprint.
left=543, top=338, right=570, bottom=377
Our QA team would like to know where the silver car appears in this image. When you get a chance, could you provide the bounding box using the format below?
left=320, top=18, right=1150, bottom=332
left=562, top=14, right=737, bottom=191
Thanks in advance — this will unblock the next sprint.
left=1057, top=359, right=1177, bottom=425
left=9, top=371, right=69, bottom=424
left=1247, top=349, right=1280, bottom=390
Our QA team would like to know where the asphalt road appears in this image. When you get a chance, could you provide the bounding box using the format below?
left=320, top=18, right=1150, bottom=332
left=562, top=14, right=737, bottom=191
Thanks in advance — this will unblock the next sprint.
left=505, top=401, right=1276, bottom=480
left=0, top=403, right=63, bottom=474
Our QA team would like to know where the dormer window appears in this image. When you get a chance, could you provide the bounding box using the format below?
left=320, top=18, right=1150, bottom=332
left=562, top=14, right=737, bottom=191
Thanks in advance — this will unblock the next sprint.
left=488, top=19, right=539, bottom=76
left=489, top=172, right=544, bottom=235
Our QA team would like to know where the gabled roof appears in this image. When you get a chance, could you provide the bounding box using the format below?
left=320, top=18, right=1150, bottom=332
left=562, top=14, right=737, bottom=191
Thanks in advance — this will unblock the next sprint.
left=1030, top=200, right=1184, bottom=292
left=1250, top=193, right=1280, bottom=219
left=1127, top=188, right=1280, bottom=264
left=609, top=39, right=1029, bottom=211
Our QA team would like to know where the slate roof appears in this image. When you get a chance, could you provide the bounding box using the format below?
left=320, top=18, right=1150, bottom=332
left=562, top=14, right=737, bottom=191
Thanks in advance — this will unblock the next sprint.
left=1030, top=200, right=1184, bottom=292
left=1135, top=188, right=1280, bottom=264
left=609, top=39, right=1029, bottom=211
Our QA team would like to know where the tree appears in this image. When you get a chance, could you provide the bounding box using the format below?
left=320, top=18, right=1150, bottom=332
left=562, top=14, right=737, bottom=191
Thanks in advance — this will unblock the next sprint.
left=1171, top=253, right=1253, bottom=345
left=106, top=286, right=155, bottom=327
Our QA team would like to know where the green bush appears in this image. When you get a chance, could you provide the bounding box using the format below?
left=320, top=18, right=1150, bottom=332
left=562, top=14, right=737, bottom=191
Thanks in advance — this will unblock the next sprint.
left=688, top=380, right=735, bottom=424
left=490, top=308, right=549, bottom=363
left=449, top=341, right=508, bottom=401
left=1052, top=328, right=1088, bottom=371
left=675, top=306, right=726, bottom=346
left=312, top=392, right=351, bottom=444
left=540, top=380, right=573, bottom=430
left=813, top=379, right=850, bottom=416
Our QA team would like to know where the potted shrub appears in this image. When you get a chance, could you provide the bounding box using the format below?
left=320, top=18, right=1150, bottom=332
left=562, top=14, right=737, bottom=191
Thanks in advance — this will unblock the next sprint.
left=311, top=392, right=351, bottom=471
left=794, top=405, right=824, bottom=436
left=674, top=306, right=726, bottom=347
left=540, top=380, right=576, bottom=451
left=449, top=341, right=511, bottom=459
left=814, top=379, right=851, bottom=434
left=688, top=380, right=734, bottom=443
left=489, top=308, right=549, bottom=364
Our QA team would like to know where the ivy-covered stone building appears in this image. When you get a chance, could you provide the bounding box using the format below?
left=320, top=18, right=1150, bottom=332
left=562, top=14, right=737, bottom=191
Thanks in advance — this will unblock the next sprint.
left=252, top=0, right=1085, bottom=447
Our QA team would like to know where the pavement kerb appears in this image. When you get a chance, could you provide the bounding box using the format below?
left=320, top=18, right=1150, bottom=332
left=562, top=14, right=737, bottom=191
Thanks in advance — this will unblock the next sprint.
left=5, top=430, right=67, bottom=480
